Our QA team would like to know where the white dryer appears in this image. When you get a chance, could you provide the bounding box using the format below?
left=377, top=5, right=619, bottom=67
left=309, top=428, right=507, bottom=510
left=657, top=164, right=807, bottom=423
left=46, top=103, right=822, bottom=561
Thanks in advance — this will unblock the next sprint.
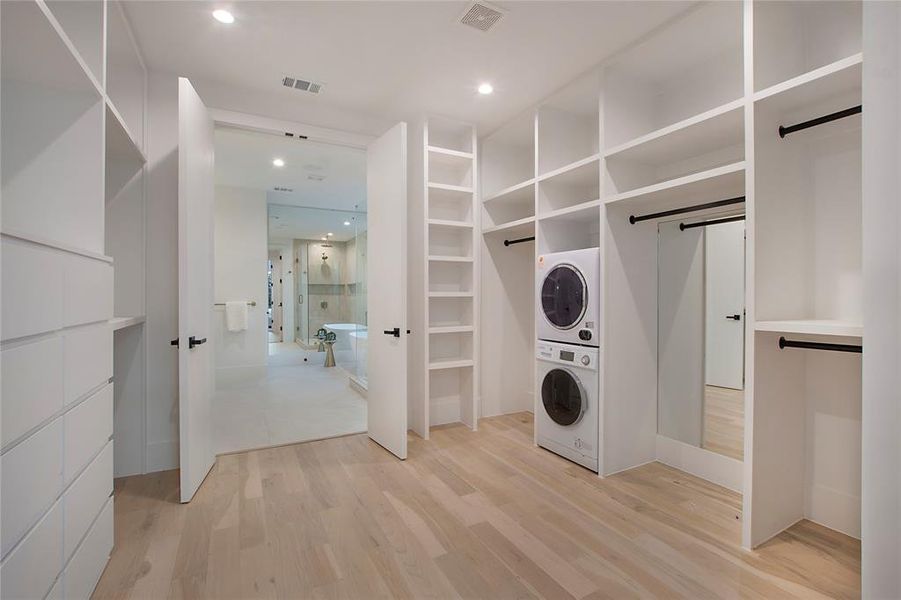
left=537, top=248, right=600, bottom=347
left=536, top=340, right=599, bottom=472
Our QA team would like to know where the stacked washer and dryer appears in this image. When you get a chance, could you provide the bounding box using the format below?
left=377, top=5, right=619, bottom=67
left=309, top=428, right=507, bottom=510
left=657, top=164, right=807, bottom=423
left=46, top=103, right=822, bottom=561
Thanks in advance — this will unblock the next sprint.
left=535, top=248, right=601, bottom=472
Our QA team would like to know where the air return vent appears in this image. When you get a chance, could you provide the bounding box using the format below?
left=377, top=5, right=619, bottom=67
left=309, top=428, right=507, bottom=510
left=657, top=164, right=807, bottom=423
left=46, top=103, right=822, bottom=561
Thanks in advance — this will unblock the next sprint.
left=460, top=2, right=504, bottom=32
left=273, top=186, right=293, bottom=192
left=282, top=76, right=324, bottom=94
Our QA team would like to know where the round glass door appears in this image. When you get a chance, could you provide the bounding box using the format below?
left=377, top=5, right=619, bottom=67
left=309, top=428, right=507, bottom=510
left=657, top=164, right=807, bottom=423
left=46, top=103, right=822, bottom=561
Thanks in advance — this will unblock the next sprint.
left=540, top=264, right=587, bottom=330
left=541, top=368, right=585, bottom=426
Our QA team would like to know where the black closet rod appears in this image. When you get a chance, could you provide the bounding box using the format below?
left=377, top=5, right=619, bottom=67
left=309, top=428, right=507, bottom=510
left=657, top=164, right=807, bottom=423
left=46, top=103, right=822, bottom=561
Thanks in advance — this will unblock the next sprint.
left=629, top=196, right=745, bottom=225
left=778, top=336, right=862, bottom=354
left=504, top=236, right=535, bottom=247
left=778, top=105, right=862, bottom=138
left=680, top=214, right=745, bottom=231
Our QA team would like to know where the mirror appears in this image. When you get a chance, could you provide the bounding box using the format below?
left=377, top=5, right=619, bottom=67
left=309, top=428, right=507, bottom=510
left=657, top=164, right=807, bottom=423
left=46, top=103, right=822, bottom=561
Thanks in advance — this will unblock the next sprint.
left=657, top=215, right=745, bottom=460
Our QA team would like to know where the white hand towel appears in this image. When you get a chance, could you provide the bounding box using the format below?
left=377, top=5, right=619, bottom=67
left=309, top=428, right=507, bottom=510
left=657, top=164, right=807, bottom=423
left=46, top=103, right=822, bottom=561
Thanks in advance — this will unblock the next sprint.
left=225, top=301, right=248, bottom=332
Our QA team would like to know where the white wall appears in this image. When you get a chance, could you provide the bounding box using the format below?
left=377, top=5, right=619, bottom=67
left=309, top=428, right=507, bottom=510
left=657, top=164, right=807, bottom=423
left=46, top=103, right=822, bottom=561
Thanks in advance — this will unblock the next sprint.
left=213, top=186, right=268, bottom=387
left=862, top=3, right=901, bottom=596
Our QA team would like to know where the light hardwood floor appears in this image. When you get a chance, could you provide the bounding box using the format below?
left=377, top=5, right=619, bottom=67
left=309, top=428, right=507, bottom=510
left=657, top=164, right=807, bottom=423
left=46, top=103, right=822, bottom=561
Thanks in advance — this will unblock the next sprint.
left=703, top=385, right=745, bottom=461
left=94, top=413, right=859, bottom=599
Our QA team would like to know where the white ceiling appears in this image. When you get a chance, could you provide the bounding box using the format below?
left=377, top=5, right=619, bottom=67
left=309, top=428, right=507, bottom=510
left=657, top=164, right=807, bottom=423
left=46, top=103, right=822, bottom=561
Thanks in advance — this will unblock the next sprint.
left=214, top=126, right=367, bottom=211
left=124, top=1, right=692, bottom=135
left=268, top=203, right=365, bottom=243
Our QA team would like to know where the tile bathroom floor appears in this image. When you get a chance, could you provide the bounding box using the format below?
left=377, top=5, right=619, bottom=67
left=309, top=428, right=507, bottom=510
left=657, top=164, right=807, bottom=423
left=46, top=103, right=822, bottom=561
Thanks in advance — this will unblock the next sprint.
left=212, top=342, right=367, bottom=454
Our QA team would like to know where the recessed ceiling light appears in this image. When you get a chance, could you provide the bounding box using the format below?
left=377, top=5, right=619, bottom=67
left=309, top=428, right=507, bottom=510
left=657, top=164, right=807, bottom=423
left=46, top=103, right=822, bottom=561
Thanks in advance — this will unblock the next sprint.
left=343, top=221, right=351, bottom=226
left=272, top=158, right=285, bottom=167
left=478, top=83, right=494, bottom=95
left=321, top=237, right=327, bottom=241
left=327, top=232, right=334, bottom=237
left=212, top=9, right=234, bottom=24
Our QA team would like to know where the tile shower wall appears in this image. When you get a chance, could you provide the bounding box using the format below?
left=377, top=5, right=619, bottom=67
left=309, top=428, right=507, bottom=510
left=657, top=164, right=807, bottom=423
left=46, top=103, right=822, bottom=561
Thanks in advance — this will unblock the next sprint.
left=307, top=241, right=352, bottom=341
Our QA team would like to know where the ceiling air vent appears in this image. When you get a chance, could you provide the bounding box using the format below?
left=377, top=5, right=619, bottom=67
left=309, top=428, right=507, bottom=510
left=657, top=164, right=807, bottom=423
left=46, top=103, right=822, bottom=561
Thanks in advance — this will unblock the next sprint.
left=273, top=186, right=293, bottom=192
left=460, top=2, right=505, bottom=32
left=282, top=76, right=324, bottom=94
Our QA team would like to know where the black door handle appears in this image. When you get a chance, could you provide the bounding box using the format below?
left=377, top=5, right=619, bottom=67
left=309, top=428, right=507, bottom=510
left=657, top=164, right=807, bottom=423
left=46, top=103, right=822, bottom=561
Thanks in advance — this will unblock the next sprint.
left=189, top=336, right=207, bottom=349
left=383, top=327, right=400, bottom=338
left=726, top=314, right=741, bottom=321
left=170, top=338, right=179, bottom=347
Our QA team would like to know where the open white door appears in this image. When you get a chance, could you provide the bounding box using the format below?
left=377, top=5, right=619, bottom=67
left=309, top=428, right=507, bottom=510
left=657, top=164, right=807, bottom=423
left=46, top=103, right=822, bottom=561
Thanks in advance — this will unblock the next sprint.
left=366, top=122, right=408, bottom=459
left=705, top=221, right=745, bottom=389
left=177, top=78, right=216, bottom=502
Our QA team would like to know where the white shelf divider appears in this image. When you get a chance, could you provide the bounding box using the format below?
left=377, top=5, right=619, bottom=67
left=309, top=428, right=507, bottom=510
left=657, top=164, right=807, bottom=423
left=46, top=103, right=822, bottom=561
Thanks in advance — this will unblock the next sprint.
left=110, top=316, right=146, bottom=331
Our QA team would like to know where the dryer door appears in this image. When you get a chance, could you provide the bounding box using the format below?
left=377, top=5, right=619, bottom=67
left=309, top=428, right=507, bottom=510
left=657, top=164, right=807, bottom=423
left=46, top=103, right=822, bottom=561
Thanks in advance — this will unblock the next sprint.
left=540, top=264, right=587, bottom=330
left=541, top=368, right=586, bottom=426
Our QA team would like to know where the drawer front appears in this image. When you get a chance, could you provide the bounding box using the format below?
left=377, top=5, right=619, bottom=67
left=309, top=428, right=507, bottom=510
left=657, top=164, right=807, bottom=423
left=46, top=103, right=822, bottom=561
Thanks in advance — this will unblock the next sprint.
left=0, top=499, right=63, bottom=600
left=1, top=335, right=64, bottom=447
left=63, top=497, right=112, bottom=600
left=63, top=324, right=112, bottom=406
left=0, top=419, right=63, bottom=557
left=64, top=441, right=113, bottom=561
left=1, top=238, right=64, bottom=341
left=63, top=254, right=113, bottom=328
left=63, top=384, right=112, bottom=484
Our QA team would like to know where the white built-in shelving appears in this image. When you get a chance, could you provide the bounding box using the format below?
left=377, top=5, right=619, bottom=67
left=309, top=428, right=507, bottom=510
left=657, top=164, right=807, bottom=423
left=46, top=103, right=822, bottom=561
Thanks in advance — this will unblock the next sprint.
left=0, top=0, right=147, bottom=598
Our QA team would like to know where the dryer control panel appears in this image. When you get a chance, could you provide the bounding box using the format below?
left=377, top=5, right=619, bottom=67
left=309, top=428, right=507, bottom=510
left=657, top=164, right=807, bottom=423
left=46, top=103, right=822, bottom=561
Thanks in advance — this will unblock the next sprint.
left=536, top=341, right=599, bottom=371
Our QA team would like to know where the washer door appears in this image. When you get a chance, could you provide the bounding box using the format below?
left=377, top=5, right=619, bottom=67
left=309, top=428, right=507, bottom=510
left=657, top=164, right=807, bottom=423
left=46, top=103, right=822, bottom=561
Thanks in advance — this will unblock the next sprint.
left=541, top=264, right=587, bottom=330
left=541, top=368, right=586, bottom=426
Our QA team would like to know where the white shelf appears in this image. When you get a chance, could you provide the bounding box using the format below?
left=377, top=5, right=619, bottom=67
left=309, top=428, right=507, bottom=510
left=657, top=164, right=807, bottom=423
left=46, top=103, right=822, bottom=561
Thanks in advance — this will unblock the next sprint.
left=539, top=199, right=601, bottom=222
left=428, top=255, right=473, bottom=263
left=106, top=101, right=146, bottom=166
left=110, top=315, right=146, bottom=331
left=429, top=326, right=474, bottom=334
left=754, top=54, right=862, bottom=110
left=428, top=291, right=473, bottom=298
left=604, top=100, right=744, bottom=165
left=428, top=145, right=474, bottom=161
left=428, top=182, right=473, bottom=194
left=482, top=216, right=535, bottom=236
left=428, top=358, right=474, bottom=371
left=483, top=179, right=535, bottom=204
left=605, top=162, right=746, bottom=212
left=427, top=219, right=473, bottom=229
left=537, top=154, right=600, bottom=183
left=755, top=320, right=862, bottom=339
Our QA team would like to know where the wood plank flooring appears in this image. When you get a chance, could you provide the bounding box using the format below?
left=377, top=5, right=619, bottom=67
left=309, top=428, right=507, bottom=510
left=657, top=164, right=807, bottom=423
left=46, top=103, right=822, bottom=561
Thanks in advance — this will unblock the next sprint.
left=703, top=385, right=745, bottom=461
left=94, top=413, right=859, bottom=599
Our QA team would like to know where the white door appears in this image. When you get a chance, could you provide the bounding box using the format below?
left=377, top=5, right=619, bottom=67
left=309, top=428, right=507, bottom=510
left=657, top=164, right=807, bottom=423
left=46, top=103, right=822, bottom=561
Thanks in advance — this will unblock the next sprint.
left=705, top=221, right=745, bottom=389
left=177, top=78, right=216, bottom=502
left=366, top=122, right=408, bottom=459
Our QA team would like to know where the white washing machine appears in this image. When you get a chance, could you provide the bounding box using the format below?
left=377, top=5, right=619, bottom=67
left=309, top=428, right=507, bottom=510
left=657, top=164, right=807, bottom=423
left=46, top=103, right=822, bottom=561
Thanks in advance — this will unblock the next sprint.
left=536, top=340, right=599, bottom=472
left=537, top=248, right=600, bottom=347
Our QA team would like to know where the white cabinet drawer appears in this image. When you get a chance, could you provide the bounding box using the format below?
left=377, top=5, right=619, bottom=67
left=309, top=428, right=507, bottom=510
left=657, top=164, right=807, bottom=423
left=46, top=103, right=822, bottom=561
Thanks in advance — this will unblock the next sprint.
left=1, top=335, right=64, bottom=447
left=63, top=254, right=113, bottom=328
left=63, top=384, right=112, bottom=484
left=64, top=441, right=112, bottom=561
left=63, top=497, right=112, bottom=600
left=0, top=419, right=63, bottom=557
left=1, top=238, right=64, bottom=341
left=0, top=499, right=63, bottom=600
left=63, top=324, right=112, bottom=405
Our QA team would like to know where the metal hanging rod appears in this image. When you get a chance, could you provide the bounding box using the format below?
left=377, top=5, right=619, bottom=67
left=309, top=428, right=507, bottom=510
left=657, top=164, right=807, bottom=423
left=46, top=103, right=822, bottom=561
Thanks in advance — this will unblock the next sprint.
left=778, top=105, right=862, bottom=138
left=214, top=301, right=257, bottom=307
left=778, top=336, right=862, bottom=354
left=629, top=196, right=745, bottom=225
left=504, top=236, right=535, bottom=247
left=679, top=214, right=746, bottom=231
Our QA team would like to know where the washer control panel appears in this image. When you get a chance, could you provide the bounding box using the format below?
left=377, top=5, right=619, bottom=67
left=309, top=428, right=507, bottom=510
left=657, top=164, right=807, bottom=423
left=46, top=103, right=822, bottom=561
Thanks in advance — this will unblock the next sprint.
left=537, top=341, right=599, bottom=371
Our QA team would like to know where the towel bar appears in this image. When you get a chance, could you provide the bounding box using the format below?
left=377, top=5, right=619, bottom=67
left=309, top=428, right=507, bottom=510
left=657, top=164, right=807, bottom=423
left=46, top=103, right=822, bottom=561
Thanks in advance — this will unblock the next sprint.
left=214, top=301, right=257, bottom=307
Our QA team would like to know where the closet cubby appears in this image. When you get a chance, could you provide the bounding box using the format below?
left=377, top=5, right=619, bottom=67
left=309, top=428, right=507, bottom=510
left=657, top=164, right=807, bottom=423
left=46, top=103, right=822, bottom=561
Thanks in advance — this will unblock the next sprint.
left=45, top=0, right=104, bottom=85
left=536, top=72, right=599, bottom=176
left=428, top=262, right=473, bottom=294
left=753, top=1, right=861, bottom=93
left=428, top=224, right=473, bottom=258
left=427, top=116, right=474, bottom=154
left=603, top=1, right=743, bottom=150
left=428, top=148, right=473, bottom=189
left=429, top=331, right=473, bottom=365
left=428, top=185, right=473, bottom=223
left=481, top=113, right=535, bottom=199
left=537, top=205, right=600, bottom=254
left=429, top=297, right=473, bottom=328
left=537, top=157, right=600, bottom=217
left=481, top=183, right=535, bottom=230
left=1, top=0, right=105, bottom=254
left=106, top=1, right=145, bottom=150
left=429, top=369, right=474, bottom=427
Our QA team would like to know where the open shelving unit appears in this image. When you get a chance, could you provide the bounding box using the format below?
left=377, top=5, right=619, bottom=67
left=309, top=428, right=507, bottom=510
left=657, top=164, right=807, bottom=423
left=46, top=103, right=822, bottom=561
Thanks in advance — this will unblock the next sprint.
left=412, top=117, right=479, bottom=437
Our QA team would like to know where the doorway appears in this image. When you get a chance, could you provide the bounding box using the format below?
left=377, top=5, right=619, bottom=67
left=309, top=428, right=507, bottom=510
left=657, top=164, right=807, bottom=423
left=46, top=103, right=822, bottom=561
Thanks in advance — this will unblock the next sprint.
left=209, top=125, right=368, bottom=453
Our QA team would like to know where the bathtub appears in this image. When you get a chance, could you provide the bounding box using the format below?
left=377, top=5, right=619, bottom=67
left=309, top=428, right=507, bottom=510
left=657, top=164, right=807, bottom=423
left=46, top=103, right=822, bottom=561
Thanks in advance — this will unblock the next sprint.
left=324, top=323, right=367, bottom=351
